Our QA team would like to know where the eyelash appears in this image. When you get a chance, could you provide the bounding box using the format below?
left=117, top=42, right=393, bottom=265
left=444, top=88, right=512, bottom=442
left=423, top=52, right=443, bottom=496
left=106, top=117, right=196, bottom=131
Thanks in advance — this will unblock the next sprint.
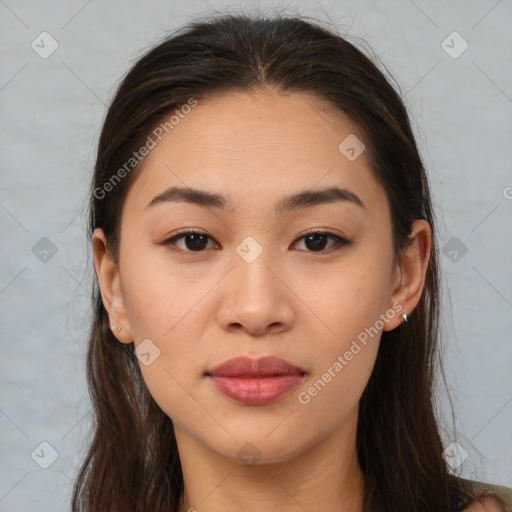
left=161, top=228, right=352, bottom=254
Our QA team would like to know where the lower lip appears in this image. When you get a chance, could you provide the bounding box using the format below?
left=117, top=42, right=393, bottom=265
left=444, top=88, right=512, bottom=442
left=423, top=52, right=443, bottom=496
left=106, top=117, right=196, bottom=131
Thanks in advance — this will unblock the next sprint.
left=208, top=375, right=304, bottom=405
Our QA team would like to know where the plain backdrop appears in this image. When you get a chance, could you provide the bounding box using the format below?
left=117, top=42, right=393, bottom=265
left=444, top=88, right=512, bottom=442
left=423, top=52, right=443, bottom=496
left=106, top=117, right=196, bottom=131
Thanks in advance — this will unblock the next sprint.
left=0, top=1, right=511, bottom=510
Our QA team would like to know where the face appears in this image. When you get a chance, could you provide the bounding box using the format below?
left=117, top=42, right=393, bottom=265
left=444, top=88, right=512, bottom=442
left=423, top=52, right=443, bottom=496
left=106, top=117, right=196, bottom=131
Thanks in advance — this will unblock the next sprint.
left=94, top=89, right=420, bottom=465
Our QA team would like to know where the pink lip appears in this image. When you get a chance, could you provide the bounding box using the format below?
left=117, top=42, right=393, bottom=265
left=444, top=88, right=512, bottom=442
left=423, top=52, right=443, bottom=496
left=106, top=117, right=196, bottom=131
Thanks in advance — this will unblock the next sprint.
left=206, top=356, right=306, bottom=405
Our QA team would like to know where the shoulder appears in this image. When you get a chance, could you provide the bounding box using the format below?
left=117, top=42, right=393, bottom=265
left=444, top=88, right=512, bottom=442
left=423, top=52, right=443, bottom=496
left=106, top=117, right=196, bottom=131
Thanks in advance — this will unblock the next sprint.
left=462, top=496, right=506, bottom=512
left=455, top=477, right=512, bottom=512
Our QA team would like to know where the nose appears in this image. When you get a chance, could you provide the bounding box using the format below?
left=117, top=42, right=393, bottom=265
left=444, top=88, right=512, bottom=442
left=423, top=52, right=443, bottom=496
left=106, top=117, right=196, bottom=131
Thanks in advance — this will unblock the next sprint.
left=215, top=242, right=295, bottom=337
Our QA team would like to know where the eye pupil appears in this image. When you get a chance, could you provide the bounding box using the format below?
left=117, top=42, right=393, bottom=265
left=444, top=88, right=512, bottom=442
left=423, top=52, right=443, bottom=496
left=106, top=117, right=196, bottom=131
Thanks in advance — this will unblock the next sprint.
left=186, top=233, right=208, bottom=251
left=305, top=233, right=327, bottom=251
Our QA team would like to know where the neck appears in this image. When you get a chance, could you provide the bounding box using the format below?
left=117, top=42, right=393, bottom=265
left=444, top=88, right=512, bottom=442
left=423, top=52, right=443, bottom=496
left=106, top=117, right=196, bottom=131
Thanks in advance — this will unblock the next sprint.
left=175, top=411, right=365, bottom=512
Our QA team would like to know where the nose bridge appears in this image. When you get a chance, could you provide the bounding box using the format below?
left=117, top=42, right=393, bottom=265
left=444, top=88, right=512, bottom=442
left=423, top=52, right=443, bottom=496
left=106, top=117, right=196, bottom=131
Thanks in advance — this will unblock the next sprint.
left=233, top=234, right=279, bottom=296
left=215, top=233, right=293, bottom=334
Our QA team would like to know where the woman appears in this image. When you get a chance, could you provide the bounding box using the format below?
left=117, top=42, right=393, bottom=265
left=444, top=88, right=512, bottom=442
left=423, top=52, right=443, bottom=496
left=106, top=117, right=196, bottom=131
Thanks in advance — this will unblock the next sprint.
left=73, top=13, right=512, bottom=512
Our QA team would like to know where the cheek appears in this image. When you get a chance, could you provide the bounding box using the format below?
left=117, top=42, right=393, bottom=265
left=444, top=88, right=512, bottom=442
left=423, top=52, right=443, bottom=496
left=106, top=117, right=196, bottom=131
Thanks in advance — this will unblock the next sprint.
left=304, top=260, right=392, bottom=343
left=293, top=258, right=391, bottom=413
left=120, top=248, right=210, bottom=342
left=138, top=359, right=197, bottom=423
left=298, top=313, right=382, bottom=415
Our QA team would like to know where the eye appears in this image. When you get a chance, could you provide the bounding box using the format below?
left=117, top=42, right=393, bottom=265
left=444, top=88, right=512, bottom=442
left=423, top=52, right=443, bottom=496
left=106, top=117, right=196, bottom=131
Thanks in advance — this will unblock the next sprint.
left=161, top=229, right=351, bottom=253
left=292, top=229, right=351, bottom=252
left=162, top=229, right=219, bottom=252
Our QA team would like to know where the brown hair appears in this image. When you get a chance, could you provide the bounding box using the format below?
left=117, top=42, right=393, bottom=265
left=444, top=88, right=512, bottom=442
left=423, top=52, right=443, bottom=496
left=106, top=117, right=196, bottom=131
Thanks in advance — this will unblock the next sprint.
left=74, top=13, right=479, bottom=511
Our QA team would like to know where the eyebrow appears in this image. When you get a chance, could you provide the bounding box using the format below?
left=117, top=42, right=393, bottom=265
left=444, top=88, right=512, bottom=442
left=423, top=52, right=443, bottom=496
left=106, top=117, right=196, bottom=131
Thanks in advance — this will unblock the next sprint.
left=144, top=185, right=365, bottom=214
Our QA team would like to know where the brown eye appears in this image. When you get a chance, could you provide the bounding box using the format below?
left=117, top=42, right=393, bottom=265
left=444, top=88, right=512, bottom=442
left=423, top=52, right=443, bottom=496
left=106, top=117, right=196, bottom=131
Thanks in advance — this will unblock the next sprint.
left=163, top=230, right=218, bottom=252
left=293, top=231, right=351, bottom=252
left=181, top=233, right=209, bottom=251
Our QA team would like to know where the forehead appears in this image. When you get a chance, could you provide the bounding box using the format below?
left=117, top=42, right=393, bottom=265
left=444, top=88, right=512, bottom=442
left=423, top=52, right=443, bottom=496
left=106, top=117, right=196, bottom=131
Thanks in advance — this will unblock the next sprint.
left=122, top=89, right=388, bottom=218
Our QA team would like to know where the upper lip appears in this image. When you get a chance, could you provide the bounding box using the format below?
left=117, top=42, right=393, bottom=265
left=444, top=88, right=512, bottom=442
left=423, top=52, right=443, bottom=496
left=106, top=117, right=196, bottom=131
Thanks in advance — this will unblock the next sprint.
left=206, top=356, right=306, bottom=377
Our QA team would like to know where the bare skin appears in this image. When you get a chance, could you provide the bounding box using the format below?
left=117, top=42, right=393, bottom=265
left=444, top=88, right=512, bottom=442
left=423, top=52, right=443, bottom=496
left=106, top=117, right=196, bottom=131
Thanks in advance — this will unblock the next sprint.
left=464, top=498, right=504, bottom=512
left=93, top=88, right=432, bottom=511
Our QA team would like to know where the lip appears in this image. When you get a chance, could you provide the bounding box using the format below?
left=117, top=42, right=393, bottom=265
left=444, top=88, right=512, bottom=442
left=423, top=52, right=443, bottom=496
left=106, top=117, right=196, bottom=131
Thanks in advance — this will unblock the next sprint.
left=206, top=356, right=306, bottom=406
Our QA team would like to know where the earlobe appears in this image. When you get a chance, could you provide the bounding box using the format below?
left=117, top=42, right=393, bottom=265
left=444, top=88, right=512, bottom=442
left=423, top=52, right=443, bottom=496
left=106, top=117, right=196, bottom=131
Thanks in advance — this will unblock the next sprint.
left=91, top=228, right=134, bottom=344
left=383, top=219, right=432, bottom=331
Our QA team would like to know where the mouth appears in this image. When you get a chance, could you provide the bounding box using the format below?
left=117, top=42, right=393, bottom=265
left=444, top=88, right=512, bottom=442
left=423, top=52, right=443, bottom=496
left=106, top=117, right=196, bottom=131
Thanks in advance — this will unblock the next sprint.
left=205, top=356, right=306, bottom=406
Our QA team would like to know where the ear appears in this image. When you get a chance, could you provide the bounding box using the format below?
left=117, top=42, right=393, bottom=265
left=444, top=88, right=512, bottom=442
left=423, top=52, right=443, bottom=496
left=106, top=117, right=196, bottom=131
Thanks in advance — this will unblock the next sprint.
left=91, top=228, right=133, bottom=344
left=383, top=219, right=432, bottom=331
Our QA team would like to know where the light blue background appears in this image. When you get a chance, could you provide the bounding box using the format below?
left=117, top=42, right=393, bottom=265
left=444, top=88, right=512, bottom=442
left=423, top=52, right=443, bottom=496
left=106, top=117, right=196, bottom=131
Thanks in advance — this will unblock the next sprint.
left=1, top=1, right=511, bottom=510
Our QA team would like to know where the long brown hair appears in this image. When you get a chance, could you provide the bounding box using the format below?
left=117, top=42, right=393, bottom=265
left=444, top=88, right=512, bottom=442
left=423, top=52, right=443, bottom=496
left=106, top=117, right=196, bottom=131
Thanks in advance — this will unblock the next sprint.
left=74, top=13, right=478, bottom=511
